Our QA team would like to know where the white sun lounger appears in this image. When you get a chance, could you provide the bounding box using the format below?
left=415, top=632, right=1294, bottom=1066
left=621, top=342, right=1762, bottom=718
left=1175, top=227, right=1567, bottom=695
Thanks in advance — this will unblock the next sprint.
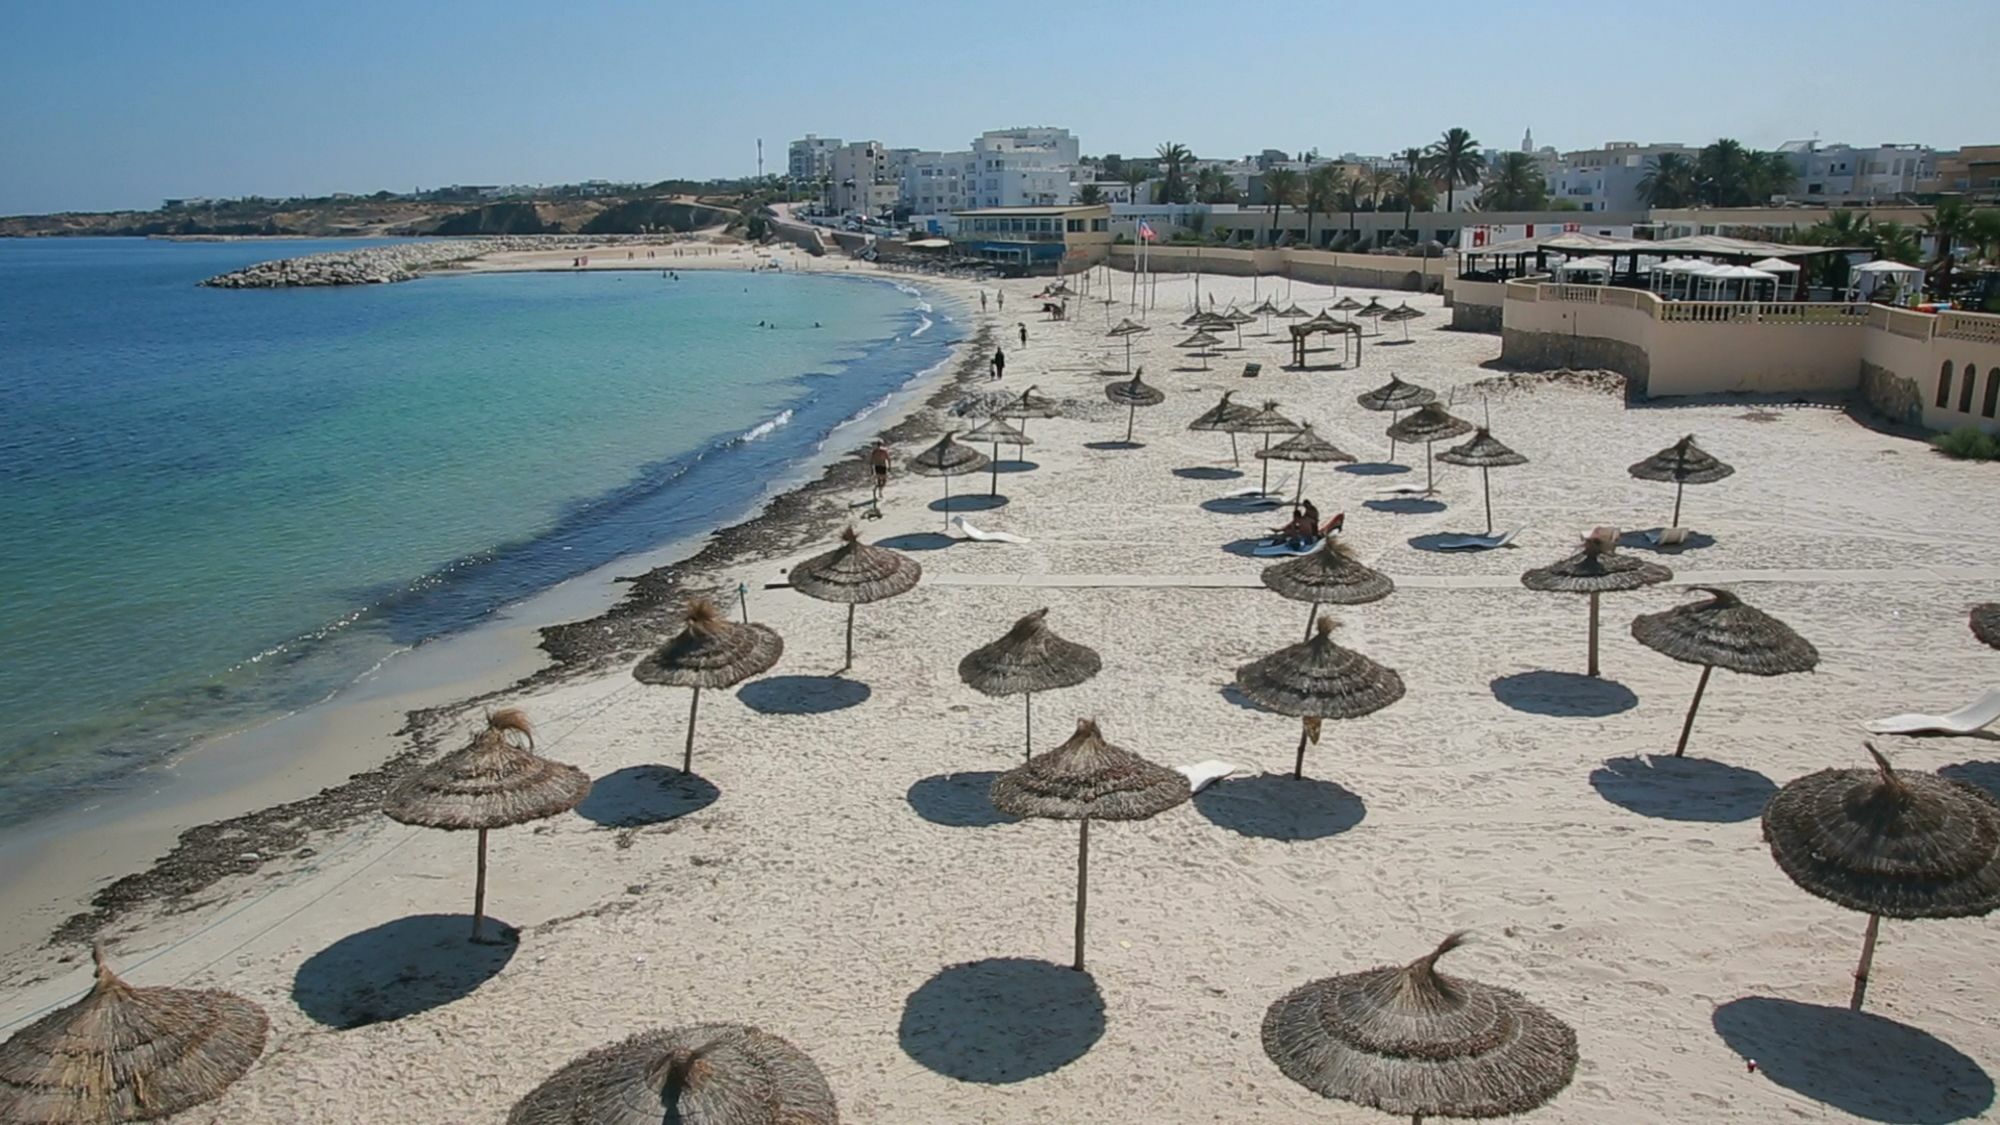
left=1176, top=760, right=1248, bottom=794
left=1434, top=527, right=1521, bottom=551
left=1865, top=689, right=2000, bottom=736
left=1645, top=527, right=1691, bottom=546
left=950, top=515, right=1029, bottom=544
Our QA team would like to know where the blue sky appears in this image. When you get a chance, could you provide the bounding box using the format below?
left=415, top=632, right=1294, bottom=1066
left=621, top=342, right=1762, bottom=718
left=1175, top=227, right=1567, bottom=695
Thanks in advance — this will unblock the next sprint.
left=3, top=0, right=1994, bottom=215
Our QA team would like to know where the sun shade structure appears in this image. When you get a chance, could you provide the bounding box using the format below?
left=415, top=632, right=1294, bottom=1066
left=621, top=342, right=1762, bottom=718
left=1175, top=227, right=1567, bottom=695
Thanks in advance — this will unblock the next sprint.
left=1189, top=390, right=1256, bottom=465
left=1381, top=302, right=1426, bottom=341
left=1262, top=932, right=1578, bottom=1125
left=1630, top=586, right=1818, bottom=758
left=989, top=719, right=1190, bottom=971
left=1104, top=368, right=1166, bottom=444
left=1385, top=403, right=1475, bottom=494
left=958, top=608, right=1102, bottom=760
left=1356, top=377, right=1438, bottom=462
left=789, top=528, right=920, bottom=671
left=0, top=946, right=269, bottom=1124
left=995, top=385, right=1060, bottom=440
left=1236, top=617, right=1405, bottom=780
left=906, top=431, right=992, bottom=530
left=1763, top=743, right=2000, bottom=1011
left=1521, top=530, right=1671, bottom=677
left=1354, top=297, right=1390, bottom=335
left=1331, top=296, right=1365, bottom=317
left=1970, top=603, right=1999, bottom=650
left=963, top=417, right=1031, bottom=496
left=1277, top=303, right=1312, bottom=319
left=508, top=1022, right=838, bottom=1125
left=1106, top=317, right=1151, bottom=372
left=1257, top=423, right=1357, bottom=502
left=1263, top=539, right=1395, bottom=640
left=635, top=600, right=784, bottom=773
left=1437, top=429, right=1528, bottom=535
left=1628, top=435, right=1734, bottom=528
left=1176, top=330, right=1223, bottom=369
left=1227, top=401, right=1305, bottom=495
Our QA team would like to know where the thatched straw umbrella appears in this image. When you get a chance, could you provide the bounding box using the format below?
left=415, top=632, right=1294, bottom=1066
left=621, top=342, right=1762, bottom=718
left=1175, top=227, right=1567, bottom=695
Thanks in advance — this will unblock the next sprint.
left=383, top=708, right=592, bottom=942
left=1249, top=297, right=1281, bottom=334
left=1630, top=587, right=1818, bottom=758
left=1628, top=434, right=1734, bottom=529
left=907, top=431, right=991, bottom=530
left=1970, top=603, right=1999, bottom=649
left=1236, top=617, right=1405, bottom=780
left=1176, top=330, right=1223, bottom=370
left=1382, top=301, right=1426, bottom=341
left=1227, top=401, right=1304, bottom=496
left=958, top=608, right=1102, bottom=760
left=1189, top=390, right=1255, bottom=465
left=1354, top=296, right=1390, bottom=335
left=1437, top=428, right=1528, bottom=535
left=1106, top=317, right=1150, bottom=372
left=963, top=417, right=1031, bottom=496
left=1330, top=295, right=1365, bottom=323
left=0, top=946, right=269, bottom=1124
left=1356, top=376, right=1437, bottom=462
left=634, top=600, right=784, bottom=773
left=788, top=527, right=921, bottom=672
left=1263, top=539, right=1395, bottom=640
left=1520, top=530, right=1671, bottom=677
left=1104, top=368, right=1166, bottom=444
left=1257, top=423, right=1356, bottom=502
left=989, top=719, right=1189, bottom=971
left=1385, top=403, right=1474, bottom=495
left=1263, top=932, right=1578, bottom=1125
left=1277, top=303, right=1311, bottom=321
left=508, top=1023, right=837, bottom=1125
left=995, top=385, right=1060, bottom=440
left=1224, top=307, right=1256, bottom=347
left=1763, top=743, right=2000, bottom=1010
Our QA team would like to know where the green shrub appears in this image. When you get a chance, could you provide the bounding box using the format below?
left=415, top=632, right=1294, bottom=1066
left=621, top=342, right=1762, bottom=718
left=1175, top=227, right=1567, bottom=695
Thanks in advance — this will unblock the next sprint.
left=1932, top=425, right=2000, bottom=460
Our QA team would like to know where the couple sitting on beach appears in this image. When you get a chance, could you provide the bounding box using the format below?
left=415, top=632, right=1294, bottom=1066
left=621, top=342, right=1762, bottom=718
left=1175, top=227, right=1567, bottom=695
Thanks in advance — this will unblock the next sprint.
left=1268, top=500, right=1342, bottom=549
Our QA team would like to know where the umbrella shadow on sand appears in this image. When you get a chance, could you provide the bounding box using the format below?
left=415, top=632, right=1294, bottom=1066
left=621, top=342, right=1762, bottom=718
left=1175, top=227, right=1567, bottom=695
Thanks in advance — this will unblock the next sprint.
left=1939, top=761, right=2000, bottom=800
left=1200, top=496, right=1286, bottom=515
left=574, top=765, right=719, bottom=827
left=293, top=914, right=516, bottom=1029
left=1589, top=755, right=1776, bottom=823
left=899, top=957, right=1106, bottom=1083
left=906, top=771, right=1021, bottom=828
left=991, top=459, right=1039, bottom=474
left=1339, top=462, right=1412, bottom=477
left=1194, top=773, right=1367, bottom=841
left=874, top=532, right=957, bottom=552
left=1620, top=529, right=1717, bottom=553
left=738, top=675, right=870, bottom=714
left=929, top=494, right=1009, bottom=513
left=1712, top=997, right=1994, bottom=1123
left=1083, top=440, right=1144, bottom=451
left=1364, top=497, right=1447, bottom=516
left=1173, top=466, right=1242, bottom=480
left=1490, top=671, right=1638, bottom=717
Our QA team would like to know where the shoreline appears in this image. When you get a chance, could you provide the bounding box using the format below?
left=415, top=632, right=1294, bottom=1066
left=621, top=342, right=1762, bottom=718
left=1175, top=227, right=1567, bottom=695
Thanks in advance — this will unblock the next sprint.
left=0, top=247, right=987, bottom=972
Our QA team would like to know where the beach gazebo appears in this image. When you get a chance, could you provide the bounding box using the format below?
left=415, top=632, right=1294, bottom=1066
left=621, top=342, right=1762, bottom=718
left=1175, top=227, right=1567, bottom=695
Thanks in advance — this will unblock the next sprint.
left=1750, top=256, right=1802, bottom=299
left=1385, top=403, right=1474, bottom=495
left=1236, top=617, right=1405, bottom=780
left=1437, top=428, right=1528, bottom=535
left=1629, top=435, right=1734, bottom=530
left=907, top=432, right=992, bottom=530
left=1263, top=932, right=1578, bottom=1125
left=1104, top=368, right=1166, bottom=445
left=1190, top=390, right=1256, bottom=466
left=1763, top=744, right=2000, bottom=1010
left=0, top=946, right=269, bottom=1124
left=634, top=600, right=784, bottom=773
left=507, top=1023, right=838, bottom=1125
left=959, top=608, right=1102, bottom=760
left=788, top=527, right=921, bottom=672
left=1228, top=401, right=1305, bottom=496
left=1973, top=603, right=2000, bottom=649
left=989, top=719, right=1190, bottom=971
left=1176, top=330, right=1223, bottom=370
left=963, top=417, right=1031, bottom=496
left=1257, top=423, right=1356, bottom=502
left=1106, top=317, right=1150, bottom=373
left=1630, top=587, right=1818, bottom=758
left=1262, top=539, right=1395, bottom=641
left=995, top=385, right=1060, bottom=439
left=1356, top=376, right=1437, bottom=462
left=1521, top=530, right=1671, bottom=677
left=383, top=709, right=593, bottom=942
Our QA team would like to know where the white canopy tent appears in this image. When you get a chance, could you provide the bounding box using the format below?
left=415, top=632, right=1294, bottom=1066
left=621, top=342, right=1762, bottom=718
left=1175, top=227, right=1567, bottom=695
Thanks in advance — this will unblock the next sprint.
left=1555, top=256, right=1614, bottom=281
left=1697, top=264, right=1779, bottom=302
left=1849, top=259, right=1925, bottom=305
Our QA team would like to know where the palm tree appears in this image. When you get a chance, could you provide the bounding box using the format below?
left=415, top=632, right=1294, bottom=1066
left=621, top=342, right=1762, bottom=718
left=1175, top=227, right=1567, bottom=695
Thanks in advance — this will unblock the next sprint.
left=1747, top=151, right=1795, bottom=203
left=1696, top=139, right=1751, bottom=205
left=1872, top=221, right=1922, bottom=266
left=1367, top=167, right=1396, bottom=212
left=1923, top=197, right=1974, bottom=280
left=1123, top=164, right=1149, bottom=205
left=1969, top=208, right=2000, bottom=265
left=1801, top=209, right=1876, bottom=289
left=1637, top=152, right=1698, bottom=207
left=1478, top=152, right=1547, bottom=211
left=1396, top=148, right=1428, bottom=238
left=1156, top=143, right=1193, bottom=205
left=1077, top=182, right=1104, bottom=205
left=1303, top=165, right=1338, bottom=248
left=1263, top=167, right=1302, bottom=247
left=1425, top=127, right=1482, bottom=214
left=1331, top=167, right=1360, bottom=241
left=1195, top=165, right=1237, bottom=204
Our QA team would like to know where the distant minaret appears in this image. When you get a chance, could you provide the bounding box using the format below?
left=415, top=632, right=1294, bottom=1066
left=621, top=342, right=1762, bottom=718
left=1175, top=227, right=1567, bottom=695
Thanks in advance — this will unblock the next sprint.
left=1521, top=127, right=1534, bottom=153
left=757, top=138, right=764, bottom=181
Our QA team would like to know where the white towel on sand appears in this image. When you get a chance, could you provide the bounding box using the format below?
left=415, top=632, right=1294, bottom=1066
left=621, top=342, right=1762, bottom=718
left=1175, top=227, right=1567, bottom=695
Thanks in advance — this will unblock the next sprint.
left=1176, top=760, right=1248, bottom=794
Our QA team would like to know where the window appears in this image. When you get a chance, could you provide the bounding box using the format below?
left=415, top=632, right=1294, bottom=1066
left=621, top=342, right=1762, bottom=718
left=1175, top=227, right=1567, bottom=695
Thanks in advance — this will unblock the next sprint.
left=1963, top=365, right=1981, bottom=413
left=1092, top=218, right=1108, bottom=232
left=1938, top=361, right=1954, bottom=408
left=1066, top=218, right=1083, bottom=232
left=1986, top=369, right=2000, bottom=419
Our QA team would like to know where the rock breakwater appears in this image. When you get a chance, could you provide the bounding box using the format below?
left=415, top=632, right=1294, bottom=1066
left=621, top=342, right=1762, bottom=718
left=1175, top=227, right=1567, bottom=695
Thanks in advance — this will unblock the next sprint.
left=198, top=235, right=677, bottom=288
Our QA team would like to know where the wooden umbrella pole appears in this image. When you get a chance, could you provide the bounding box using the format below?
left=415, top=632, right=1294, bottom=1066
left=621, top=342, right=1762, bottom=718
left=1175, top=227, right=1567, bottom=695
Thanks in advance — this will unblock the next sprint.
left=1850, top=913, right=1882, bottom=1010
left=1125, top=400, right=1137, bottom=443
left=1424, top=441, right=1437, bottom=493
left=1260, top=434, right=1273, bottom=494
left=1229, top=432, right=1240, bottom=466
left=471, top=828, right=490, bottom=942
left=1304, top=600, right=1319, bottom=641
left=1673, top=665, right=1713, bottom=757
left=843, top=603, right=856, bottom=671
left=1023, top=692, right=1033, bottom=761
left=1587, top=592, right=1601, bottom=677
left=683, top=687, right=700, bottom=774
left=1073, top=818, right=1091, bottom=972
left=1481, top=465, right=1494, bottom=534
left=1388, top=409, right=1399, bottom=461
left=1671, top=480, right=1685, bottom=529
left=941, top=474, right=952, bottom=531
left=990, top=454, right=998, bottom=497
left=1293, top=721, right=1311, bottom=780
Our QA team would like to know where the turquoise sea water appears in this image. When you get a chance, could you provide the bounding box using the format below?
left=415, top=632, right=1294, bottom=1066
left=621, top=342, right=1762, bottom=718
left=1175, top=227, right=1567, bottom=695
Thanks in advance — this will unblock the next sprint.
left=0, top=239, right=956, bottom=825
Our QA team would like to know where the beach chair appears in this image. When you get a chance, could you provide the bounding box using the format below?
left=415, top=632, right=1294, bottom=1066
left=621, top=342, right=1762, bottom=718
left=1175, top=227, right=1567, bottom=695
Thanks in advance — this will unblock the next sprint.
left=1433, top=527, right=1522, bottom=551
left=950, top=515, right=1030, bottom=544
left=1176, top=760, right=1248, bottom=794
left=1251, top=514, right=1345, bottom=557
left=1242, top=362, right=1261, bottom=379
left=1864, top=689, right=2000, bottom=736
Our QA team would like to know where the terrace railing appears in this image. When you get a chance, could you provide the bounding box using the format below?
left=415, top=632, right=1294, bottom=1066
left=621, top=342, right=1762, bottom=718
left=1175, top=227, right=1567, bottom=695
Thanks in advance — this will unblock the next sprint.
left=1938, top=310, right=2000, bottom=344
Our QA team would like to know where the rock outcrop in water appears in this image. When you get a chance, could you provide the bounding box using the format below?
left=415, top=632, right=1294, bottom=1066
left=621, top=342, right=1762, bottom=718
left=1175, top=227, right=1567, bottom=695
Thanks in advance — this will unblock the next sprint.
left=197, top=235, right=678, bottom=289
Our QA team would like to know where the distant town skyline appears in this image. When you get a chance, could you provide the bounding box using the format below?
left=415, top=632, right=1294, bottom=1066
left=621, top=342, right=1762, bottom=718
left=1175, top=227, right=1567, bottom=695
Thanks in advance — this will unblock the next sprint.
left=2, top=0, right=1995, bottom=215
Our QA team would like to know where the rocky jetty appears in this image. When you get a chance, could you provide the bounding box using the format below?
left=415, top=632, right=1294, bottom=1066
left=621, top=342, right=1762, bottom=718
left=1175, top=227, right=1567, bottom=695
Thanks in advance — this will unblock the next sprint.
left=198, top=235, right=675, bottom=288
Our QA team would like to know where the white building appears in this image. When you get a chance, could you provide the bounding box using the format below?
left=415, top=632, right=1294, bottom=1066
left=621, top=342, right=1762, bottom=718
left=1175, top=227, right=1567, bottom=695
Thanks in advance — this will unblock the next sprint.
left=1548, top=142, right=1699, bottom=212
left=1779, top=140, right=1933, bottom=202
left=900, top=150, right=977, bottom=214
left=788, top=134, right=843, bottom=183
left=966, top=127, right=1080, bottom=209
left=828, top=141, right=900, bottom=215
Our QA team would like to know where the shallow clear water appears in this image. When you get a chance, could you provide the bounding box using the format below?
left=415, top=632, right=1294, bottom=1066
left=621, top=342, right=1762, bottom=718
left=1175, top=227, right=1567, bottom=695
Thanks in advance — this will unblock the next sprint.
left=0, top=239, right=955, bottom=823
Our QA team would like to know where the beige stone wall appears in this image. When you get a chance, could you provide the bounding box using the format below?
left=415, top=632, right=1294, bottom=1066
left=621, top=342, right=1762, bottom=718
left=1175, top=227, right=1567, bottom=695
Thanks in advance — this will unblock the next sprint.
left=1443, top=276, right=1508, bottom=333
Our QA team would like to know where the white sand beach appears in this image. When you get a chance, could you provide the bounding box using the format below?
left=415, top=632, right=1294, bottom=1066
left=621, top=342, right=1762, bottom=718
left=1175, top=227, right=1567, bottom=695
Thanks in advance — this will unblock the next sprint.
left=5, top=264, right=1999, bottom=1124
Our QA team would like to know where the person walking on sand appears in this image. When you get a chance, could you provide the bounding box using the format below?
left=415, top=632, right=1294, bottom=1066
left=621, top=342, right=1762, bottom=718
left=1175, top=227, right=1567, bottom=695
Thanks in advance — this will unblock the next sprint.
left=990, top=346, right=1007, bottom=381
left=868, top=440, right=891, bottom=505
left=980, top=290, right=988, bottom=312
left=1017, top=322, right=1027, bottom=348
left=996, top=290, right=1004, bottom=311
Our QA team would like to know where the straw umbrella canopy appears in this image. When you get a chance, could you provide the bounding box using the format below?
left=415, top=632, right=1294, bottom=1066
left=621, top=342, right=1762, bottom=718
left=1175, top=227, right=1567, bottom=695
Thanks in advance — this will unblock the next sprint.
left=508, top=1022, right=837, bottom=1125
left=1106, top=317, right=1150, bottom=372
left=1250, top=297, right=1281, bottom=333
left=989, top=719, right=1190, bottom=971
left=1520, top=531, right=1671, bottom=678
left=1223, top=306, right=1256, bottom=347
left=1263, top=539, right=1395, bottom=640
left=1104, top=368, right=1166, bottom=444
left=1181, top=311, right=1215, bottom=327
left=1176, top=330, right=1223, bottom=369
left=1627, top=435, right=1734, bottom=529
left=1973, top=603, right=2000, bottom=650
left=1190, top=390, right=1256, bottom=466
left=1386, top=403, right=1474, bottom=494
left=963, top=417, right=1031, bottom=496
left=1330, top=295, right=1366, bottom=321
left=1227, top=401, right=1305, bottom=495
left=1354, top=297, right=1390, bottom=335
left=0, top=946, right=269, bottom=1124
left=1277, top=303, right=1311, bottom=320
left=1262, top=932, right=1578, bottom=1125
left=788, top=527, right=921, bottom=671
left=958, top=608, right=1102, bottom=760
left=1356, top=377, right=1437, bottom=462
left=1763, top=743, right=2000, bottom=1011
left=1437, top=428, right=1528, bottom=534
left=1383, top=302, right=1426, bottom=341
left=995, top=385, right=1060, bottom=439
left=1257, top=423, right=1357, bottom=502
left=383, top=708, right=592, bottom=941
left=906, top=431, right=991, bottom=530
left=1630, top=586, right=1818, bottom=758
left=634, top=600, right=784, bottom=773
left=1236, top=617, right=1405, bottom=780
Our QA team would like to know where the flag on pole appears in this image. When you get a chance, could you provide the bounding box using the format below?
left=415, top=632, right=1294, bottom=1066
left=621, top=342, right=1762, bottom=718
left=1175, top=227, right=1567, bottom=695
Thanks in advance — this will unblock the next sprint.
left=1139, top=221, right=1157, bottom=242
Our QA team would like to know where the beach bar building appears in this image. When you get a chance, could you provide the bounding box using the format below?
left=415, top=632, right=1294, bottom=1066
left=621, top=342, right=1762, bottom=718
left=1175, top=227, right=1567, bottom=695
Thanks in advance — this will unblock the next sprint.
left=950, top=204, right=1112, bottom=274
